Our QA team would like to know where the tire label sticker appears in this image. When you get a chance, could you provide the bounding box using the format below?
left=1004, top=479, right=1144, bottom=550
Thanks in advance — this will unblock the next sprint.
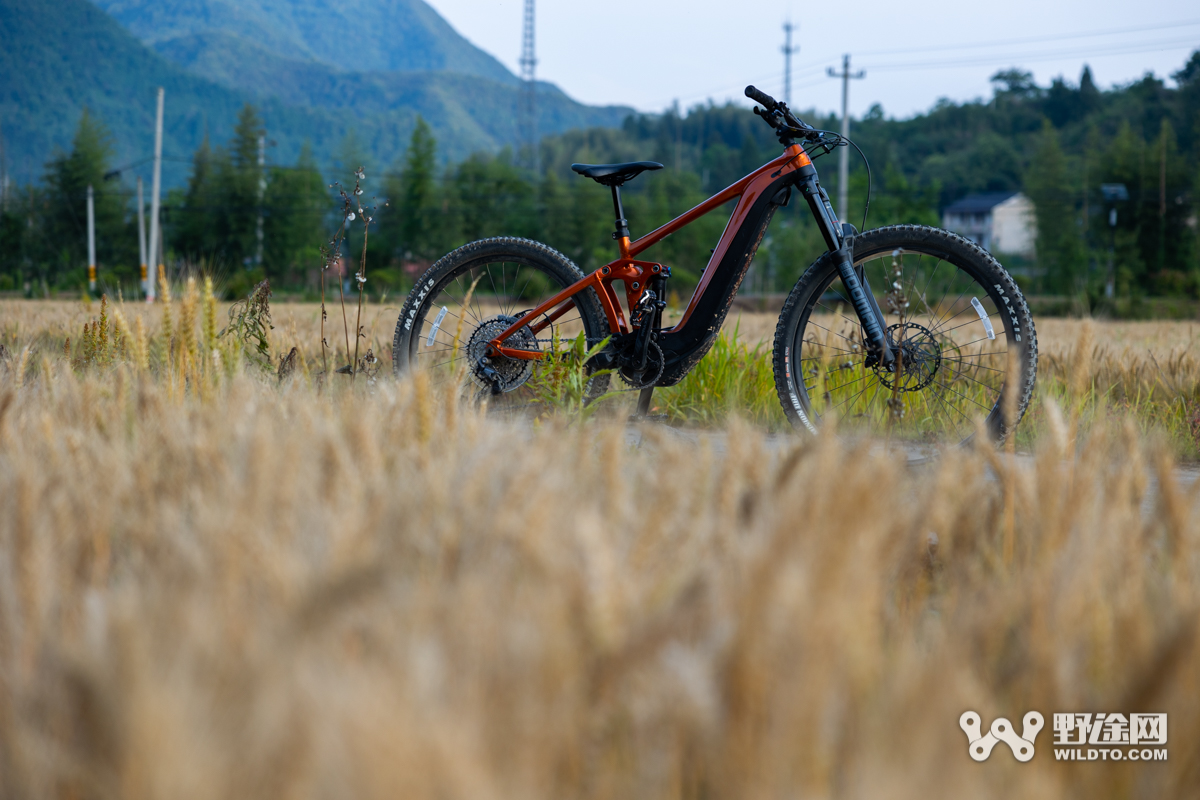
left=426, top=306, right=448, bottom=347
left=971, top=297, right=996, bottom=340
left=404, top=279, right=436, bottom=331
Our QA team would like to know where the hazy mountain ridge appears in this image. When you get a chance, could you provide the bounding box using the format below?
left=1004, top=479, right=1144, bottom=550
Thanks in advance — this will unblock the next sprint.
left=0, top=0, right=631, bottom=185
left=92, top=0, right=521, bottom=84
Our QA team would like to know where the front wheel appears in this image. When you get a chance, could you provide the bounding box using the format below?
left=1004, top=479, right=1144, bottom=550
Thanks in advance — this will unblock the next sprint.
left=772, top=225, right=1038, bottom=449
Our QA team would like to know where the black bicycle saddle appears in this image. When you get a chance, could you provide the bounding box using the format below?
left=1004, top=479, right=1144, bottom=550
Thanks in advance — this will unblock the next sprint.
left=571, top=161, right=664, bottom=187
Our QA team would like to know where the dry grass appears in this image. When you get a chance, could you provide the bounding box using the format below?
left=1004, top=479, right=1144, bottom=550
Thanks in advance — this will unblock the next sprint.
left=0, top=297, right=1199, bottom=798
left=4, top=299, right=1200, bottom=453
left=7, top=300, right=1197, bottom=371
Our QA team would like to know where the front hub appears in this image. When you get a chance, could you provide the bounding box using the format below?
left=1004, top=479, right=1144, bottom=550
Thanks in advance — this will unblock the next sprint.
left=872, top=322, right=942, bottom=392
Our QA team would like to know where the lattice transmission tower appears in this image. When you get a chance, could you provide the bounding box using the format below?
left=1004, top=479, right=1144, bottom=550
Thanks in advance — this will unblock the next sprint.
left=781, top=21, right=800, bottom=106
left=519, top=0, right=539, bottom=176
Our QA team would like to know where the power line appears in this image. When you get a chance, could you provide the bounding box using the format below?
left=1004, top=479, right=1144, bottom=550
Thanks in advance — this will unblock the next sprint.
left=861, top=36, right=1200, bottom=71
left=651, top=19, right=1200, bottom=111
left=853, top=18, right=1200, bottom=59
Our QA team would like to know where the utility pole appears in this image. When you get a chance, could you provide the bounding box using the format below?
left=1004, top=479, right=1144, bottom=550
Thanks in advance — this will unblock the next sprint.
left=827, top=55, right=864, bottom=222
left=1100, top=183, right=1127, bottom=299
left=146, top=87, right=164, bottom=301
left=256, top=133, right=265, bottom=267
left=137, top=176, right=147, bottom=296
left=519, top=0, right=539, bottom=177
left=781, top=22, right=800, bottom=106
left=86, top=184, right=96, bottom=293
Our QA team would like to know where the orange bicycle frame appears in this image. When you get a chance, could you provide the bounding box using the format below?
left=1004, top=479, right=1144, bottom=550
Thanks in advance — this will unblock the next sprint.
left=486, top=144, right=814, bottom=362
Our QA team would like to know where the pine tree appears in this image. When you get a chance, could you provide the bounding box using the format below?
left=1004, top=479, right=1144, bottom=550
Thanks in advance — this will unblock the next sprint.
left=1026, top=119, right=1086, bottom=294
left=174, top=134, right=216, bottom=257
left=264, top=142, right=327, bottom=283
left=1141, top=119, right=1192, bottom=293
left=397, top=117, right=439, bottom=261
left=1079, top=65, right=1101, bottom=114
left=227, top=105, right=266, bottom=266
left=42, top=109, right=125, bottom=287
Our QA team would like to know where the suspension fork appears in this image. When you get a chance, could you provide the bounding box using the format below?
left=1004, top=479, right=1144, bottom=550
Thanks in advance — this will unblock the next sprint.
left=797, top=170, right=894, bottom=367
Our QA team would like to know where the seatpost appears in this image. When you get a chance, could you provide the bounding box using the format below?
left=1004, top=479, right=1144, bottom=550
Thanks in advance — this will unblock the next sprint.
left=610, top=186, right=629, bottom=239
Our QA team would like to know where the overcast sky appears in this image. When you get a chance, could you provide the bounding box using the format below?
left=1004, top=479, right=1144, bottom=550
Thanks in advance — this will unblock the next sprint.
left=423, top=0, right=1199, bottom=118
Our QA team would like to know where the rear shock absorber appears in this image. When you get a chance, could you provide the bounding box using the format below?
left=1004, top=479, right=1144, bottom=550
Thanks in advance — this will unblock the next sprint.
left=631, top=267, right=669, bottom=371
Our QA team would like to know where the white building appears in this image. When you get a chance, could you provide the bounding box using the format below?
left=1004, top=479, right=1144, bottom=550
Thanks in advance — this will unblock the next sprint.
left=942, top=192, right=1036, bottom=257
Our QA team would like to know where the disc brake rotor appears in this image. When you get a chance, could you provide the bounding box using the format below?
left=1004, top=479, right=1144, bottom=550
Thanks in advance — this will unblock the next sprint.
left=874, top=322, right=943, bottom=392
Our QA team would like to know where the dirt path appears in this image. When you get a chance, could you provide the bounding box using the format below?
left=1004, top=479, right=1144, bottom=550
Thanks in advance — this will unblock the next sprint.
left=625, top=423, right=1200, bottom=494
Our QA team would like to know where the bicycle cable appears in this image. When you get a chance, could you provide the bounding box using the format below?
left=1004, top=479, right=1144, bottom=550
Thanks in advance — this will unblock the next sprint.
left=797, top=129, right=873, bottom=232
left=847, top=136, right=872, bottom=233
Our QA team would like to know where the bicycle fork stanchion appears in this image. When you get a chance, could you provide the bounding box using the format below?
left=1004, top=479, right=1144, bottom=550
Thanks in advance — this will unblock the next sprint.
left=833, top=232, right=894, bottom=368
left=798, top=172, right=894, bottom=367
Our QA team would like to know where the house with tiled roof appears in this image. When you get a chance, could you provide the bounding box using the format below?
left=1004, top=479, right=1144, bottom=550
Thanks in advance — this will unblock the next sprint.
left=942, top=192, right=1036, bottom=257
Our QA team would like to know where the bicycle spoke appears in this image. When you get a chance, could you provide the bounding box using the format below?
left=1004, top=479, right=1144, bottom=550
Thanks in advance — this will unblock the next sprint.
left=783, top=233, right=1033, bottom=449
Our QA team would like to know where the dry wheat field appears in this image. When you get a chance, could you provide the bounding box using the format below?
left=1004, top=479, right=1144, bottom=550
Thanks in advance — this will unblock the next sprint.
left=1, top=291, right=1199, bottom=799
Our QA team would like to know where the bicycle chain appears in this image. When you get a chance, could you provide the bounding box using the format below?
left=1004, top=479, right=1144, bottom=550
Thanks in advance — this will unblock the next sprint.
left=495, top=325, right=662, bottom=390
left=506, top=334, right=663, bottom=391
left=619, top=340, right=665, bottom=389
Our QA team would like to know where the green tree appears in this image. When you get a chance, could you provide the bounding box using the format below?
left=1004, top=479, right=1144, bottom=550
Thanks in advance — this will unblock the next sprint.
left=394, top=117, right=440, bottom=261
left=447, top=152, right=536, bottom=246
left=1026, top=119, right=1086, bottom=294
left=42, top=109, right=126, bottom=287
left=173, top=134, right=224, bottom=259
left=264, top=142, right=327, bottom=285
left=1098, top=122, right=1145, bottom=295
left=334, top=129, right=375, bottom=183
left=849, top=164, right=940, bottom=228
left=228, top=104, right=266, bottom=266
left=0, top=192, right=30, bottom=291
left=171, top=106, right=267, bottom=275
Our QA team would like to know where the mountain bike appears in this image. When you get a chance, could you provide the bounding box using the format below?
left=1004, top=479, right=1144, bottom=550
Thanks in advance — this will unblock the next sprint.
left=392, top=85, right=1038, bottom=448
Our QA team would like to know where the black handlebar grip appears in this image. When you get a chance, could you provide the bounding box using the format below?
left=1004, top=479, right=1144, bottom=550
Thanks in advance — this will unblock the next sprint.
left=744, top=85, right=778, bottom=110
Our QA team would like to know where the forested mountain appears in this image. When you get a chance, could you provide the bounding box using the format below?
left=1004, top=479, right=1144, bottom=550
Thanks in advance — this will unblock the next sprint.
left=94, top=0, right=518, bottom=84
left=3, top=0, right=1197, bottom=314
left=0, top=0, right=629, bottom=185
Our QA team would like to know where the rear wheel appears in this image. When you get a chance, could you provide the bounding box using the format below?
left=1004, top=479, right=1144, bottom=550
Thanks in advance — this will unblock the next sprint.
left=392, top=237, right=611, bottom=403
left=772, top=225, right=1037, bottom=450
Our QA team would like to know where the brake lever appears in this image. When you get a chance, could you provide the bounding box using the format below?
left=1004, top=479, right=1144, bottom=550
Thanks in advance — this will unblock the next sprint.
left=753, top=106, right=784, bottom=128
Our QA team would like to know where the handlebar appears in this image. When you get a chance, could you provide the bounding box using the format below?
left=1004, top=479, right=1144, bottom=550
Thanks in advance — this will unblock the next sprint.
left=744, top=85, right=778, bottom=110
left=745, top=84, right=824, bottom=147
